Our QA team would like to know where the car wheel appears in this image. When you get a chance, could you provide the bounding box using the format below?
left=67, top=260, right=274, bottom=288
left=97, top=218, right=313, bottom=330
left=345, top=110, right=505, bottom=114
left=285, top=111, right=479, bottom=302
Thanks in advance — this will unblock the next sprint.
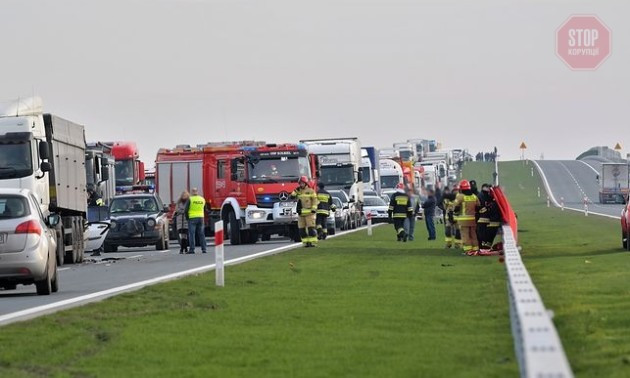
left=55, top=225, right=64, bottom=266
left=51, top=264, right=59, bottom=293
left=156, top=234, right=166, bottom=250
left=229, top=211, right=241, bottom=245
left=104, top=243, right=118, bottom=253
left=261, top=233, right=271, bottom=241
left=35, top=264, right=52, bottom=296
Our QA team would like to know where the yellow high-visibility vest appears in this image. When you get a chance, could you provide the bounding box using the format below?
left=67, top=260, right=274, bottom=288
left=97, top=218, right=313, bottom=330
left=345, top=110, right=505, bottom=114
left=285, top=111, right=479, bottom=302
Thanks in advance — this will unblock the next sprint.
left=188, top=195, right=206, bottom=219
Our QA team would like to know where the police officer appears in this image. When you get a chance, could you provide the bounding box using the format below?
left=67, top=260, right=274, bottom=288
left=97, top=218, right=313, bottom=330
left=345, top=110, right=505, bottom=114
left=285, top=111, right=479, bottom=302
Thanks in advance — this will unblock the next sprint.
left=185, top=188, right=207, bottom=254
left=291, top=176, right=319, bottom=247
left=388, top=183, right=414, bottom=242
left=453, top=180, right=481, bottom=255
left=316, top=182, right=335, bottom=240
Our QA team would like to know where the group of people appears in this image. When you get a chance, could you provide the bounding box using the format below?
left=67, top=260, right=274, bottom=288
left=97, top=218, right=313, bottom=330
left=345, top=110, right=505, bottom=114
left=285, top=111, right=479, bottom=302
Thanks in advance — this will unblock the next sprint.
left=173, top=188, right=208, bottom=254
left=388, top=179, right=502, bottom=255
left=291, top=175, right=336, bottom=247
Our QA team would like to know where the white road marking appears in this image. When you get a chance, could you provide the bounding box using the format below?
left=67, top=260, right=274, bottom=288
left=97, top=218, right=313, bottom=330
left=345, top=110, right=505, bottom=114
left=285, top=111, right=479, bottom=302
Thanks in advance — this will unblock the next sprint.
left=0, top=224, right=379, bottom=326
left=578, top=160, right=600, bottom=175
left=58, top=268, right=70, bottom=272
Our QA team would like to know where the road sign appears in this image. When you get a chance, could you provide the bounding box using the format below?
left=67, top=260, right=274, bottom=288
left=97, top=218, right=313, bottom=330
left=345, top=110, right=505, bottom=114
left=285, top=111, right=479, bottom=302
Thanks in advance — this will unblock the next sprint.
left=556, top=15, right=611, bottom=70
left=614, top=143, right=622, bottom=150
left=520, top=142, right=527, bottom=149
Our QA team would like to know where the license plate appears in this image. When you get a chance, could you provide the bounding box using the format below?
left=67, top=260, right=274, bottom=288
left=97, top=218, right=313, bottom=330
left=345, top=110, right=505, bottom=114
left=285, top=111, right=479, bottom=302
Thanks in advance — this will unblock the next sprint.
left=282, top=208, right=292, bottom=216
left=0, top=233, right=6, bottom=244
left=282, top=202, right=294, bottom=208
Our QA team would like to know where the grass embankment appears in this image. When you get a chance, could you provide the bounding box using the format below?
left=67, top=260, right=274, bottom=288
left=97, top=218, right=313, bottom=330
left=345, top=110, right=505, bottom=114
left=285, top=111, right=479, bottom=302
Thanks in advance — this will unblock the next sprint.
left=463, top=161, right=630, bottom=377
left=0, top=223, right=518, bottom=377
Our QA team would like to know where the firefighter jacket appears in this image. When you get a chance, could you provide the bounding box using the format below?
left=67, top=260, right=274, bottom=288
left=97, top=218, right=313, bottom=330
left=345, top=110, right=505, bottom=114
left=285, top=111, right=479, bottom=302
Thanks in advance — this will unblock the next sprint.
left=388, top=192, right=414, bottom=219
left=291, top=187, right=319, bottom=216
left=478, top=199, right=502, bottom=227
left=316, top=189, right=334, bottom=216
left=453, top=192, right=480, bottom=226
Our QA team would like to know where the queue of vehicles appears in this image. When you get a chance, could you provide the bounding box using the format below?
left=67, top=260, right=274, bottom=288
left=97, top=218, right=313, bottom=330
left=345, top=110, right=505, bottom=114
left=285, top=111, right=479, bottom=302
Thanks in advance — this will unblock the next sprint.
left=0, top=97, right=470, bottom=295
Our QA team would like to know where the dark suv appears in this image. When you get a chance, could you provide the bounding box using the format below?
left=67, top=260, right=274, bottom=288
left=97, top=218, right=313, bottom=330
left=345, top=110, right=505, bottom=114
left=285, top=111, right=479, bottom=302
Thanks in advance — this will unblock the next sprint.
left=104, top=193, right=169, bottom=252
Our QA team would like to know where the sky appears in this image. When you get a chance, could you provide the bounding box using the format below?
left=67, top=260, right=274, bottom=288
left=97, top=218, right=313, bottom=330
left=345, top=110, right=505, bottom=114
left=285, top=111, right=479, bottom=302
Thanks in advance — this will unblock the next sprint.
left=1, top=0, right=628, bottom=165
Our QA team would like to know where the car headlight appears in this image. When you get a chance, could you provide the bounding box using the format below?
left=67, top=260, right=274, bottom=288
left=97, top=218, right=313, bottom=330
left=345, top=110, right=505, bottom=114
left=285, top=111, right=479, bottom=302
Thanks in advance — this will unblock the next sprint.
left=248, top=210, right=266, bottom=219
left=147, top=218, right=156, bottom=228
left=110, top=220, right=117, bottom=230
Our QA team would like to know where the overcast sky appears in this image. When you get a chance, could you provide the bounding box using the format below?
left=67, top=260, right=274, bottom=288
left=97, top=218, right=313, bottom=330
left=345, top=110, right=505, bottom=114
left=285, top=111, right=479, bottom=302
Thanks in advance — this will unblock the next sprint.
left=1, top=0, right=628, bottom=164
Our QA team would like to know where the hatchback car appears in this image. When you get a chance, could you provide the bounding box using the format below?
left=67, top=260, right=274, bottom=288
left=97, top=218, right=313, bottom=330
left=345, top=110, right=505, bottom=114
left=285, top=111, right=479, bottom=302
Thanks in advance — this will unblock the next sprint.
left=0, top=189, right=59, bottom=295
left=104, top=193, right=169, bottom=252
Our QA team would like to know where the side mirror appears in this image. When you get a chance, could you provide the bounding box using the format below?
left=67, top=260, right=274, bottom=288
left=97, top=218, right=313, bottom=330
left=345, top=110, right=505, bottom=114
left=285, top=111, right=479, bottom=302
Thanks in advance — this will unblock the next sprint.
left=357, top=170, right=363, bottom=182
left=343, top=205, right=349, bottom=210
left=101, top=157, right=109, bottom=166
left=40, top=161, right=52, bottom=173
left=39, top=141, right=49, bottom=160
left=163, top=205, right=169, bottom=213
left=349, top=197, right=356, bottom=203
left=47, top=214, right=60, bottom=227
left=101, top=168, right=110, bottom=181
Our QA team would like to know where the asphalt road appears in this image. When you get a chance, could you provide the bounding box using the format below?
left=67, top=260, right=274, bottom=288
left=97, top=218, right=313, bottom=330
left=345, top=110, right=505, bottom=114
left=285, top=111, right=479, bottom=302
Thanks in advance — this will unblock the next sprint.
left=0, top=236, right=299, bottom=323
left=534, top=160, right=624, bottom=218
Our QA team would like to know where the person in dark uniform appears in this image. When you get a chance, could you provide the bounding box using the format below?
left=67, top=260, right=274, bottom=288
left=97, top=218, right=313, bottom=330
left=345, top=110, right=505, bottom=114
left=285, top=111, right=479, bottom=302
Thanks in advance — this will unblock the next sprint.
left=315, top=182, right=335, bottom=240
left=388, top=183, right=414, bottom=242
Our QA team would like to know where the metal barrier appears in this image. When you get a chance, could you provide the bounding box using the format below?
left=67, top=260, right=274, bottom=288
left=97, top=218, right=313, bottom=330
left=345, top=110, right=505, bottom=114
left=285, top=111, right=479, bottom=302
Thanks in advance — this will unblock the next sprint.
left=502, top=225, right=574, bottom=378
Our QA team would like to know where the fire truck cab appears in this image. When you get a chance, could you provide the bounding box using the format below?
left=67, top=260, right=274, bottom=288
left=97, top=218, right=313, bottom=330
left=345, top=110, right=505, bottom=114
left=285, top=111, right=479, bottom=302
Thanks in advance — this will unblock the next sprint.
left=156, top=142, right=319, bottom=245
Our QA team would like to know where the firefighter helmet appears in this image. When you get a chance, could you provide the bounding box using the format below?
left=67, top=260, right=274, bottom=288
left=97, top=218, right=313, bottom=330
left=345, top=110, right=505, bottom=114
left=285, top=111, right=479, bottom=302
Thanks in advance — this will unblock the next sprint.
left=459, top=180, right=471, bottom=190
left=396, top=182, right=405, bottom=190
left=299, top=176, right=309, bottom=184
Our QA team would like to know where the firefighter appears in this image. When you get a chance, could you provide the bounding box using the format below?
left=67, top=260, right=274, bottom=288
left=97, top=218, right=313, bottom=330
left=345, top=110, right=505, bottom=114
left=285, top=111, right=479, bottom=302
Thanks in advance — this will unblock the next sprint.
left=291, top=176, right=319, bottom=247
left=316, top=182, right=335, bottom=240
left=440, top=187, right=455, bottom=248
left=388, top=183, right=414, bottom=242
left=476, top=183, right=492, bottom=250
left=453, top=180, right=481, bottom=255
left=480, top=188, right=502, bottom=252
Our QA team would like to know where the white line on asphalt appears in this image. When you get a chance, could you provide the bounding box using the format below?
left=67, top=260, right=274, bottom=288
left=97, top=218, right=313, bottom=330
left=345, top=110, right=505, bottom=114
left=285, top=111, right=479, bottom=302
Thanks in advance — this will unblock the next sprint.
left=579, top=160, right=600, bottom=175
left=533, top=160, right=618, bottom=219
left=58, top=268, right=70, bottom=272
left=0, top=224, right=379, bottom=326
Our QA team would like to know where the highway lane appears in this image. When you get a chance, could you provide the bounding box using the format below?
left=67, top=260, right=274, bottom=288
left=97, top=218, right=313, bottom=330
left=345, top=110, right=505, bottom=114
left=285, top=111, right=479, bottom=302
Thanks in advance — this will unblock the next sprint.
left=0, top=236, right=298, bottom=320
left=535, top=160, right=624, bottom=218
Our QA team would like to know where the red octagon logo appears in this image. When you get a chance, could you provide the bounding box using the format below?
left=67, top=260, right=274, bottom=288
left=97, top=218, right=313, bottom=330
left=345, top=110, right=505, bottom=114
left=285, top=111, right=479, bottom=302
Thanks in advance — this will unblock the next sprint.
left=556, top=15, right=611, bottom=70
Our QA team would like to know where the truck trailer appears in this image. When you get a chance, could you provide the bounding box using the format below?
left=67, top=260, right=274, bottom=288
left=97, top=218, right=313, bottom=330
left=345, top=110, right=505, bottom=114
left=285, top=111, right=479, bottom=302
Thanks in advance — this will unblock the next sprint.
left=0, top=97, right=87, bottom=265
left=599, top=163, right=629, bottom=204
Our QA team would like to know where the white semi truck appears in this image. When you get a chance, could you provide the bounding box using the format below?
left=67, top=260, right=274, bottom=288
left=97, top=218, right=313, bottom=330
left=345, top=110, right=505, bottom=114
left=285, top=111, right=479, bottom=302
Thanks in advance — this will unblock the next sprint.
left=301, top=138, right=364, bottom=225
left=599, top=163, right=629, bottom=204
left=379, top=158, right=404, bottom=195
left=0, top=98, right=87, bottom=265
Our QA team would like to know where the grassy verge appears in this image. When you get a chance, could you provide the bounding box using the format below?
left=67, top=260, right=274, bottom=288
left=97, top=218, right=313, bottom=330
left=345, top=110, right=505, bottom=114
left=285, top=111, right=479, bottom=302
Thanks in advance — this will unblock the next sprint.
left=0, top=223, right=518, bottom=377
left=463, top=161, right=630, bottom=377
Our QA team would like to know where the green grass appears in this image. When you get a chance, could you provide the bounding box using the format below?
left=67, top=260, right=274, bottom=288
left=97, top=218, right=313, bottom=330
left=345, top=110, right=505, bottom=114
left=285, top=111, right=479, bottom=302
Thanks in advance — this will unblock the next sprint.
left=463, top=161, right=630, bottom=377
left=0, top=223, right=518, bottom=377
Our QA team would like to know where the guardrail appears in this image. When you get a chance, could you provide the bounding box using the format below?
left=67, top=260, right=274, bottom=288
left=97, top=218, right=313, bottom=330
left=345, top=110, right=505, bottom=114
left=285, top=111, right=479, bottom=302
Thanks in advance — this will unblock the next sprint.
left=502, top=225, right=573, bottom=378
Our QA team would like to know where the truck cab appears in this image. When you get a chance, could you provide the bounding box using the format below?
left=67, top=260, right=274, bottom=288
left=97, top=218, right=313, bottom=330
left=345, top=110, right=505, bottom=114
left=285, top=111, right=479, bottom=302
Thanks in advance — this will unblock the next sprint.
left=379, top=158, right=404, bottom=196
left=108, top=142, right=145, bottom=193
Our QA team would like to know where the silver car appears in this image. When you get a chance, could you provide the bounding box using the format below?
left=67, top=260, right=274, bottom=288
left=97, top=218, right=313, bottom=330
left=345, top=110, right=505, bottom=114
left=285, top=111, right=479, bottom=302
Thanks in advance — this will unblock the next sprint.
left=0, top=189, right=59, bottom=295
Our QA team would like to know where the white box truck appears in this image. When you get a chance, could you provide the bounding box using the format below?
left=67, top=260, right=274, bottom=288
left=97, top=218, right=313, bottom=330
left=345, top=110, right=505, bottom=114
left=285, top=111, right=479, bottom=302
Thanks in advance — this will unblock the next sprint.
left=599, top=163, right=629, bottom=204
left=0, top=97, right=88, bottom=265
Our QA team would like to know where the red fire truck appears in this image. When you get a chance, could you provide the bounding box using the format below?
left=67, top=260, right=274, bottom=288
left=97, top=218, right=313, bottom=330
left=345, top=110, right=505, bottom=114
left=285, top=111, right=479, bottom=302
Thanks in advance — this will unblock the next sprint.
left=107, top=142, right=145, bottom=192
left=155, top=142, right=319, bottom=244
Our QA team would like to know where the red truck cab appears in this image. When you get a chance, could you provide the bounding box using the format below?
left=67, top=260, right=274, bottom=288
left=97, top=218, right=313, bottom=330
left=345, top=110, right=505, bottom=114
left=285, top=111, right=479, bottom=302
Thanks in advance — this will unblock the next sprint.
left=621, top=196, right=630, bottom=250
left=108, top=142, right=145, bottom=192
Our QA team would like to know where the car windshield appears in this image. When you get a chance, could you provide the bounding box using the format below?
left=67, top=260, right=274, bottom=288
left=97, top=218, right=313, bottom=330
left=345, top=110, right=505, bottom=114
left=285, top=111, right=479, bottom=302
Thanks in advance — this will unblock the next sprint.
left=248, top=156, right=310, bottom=183
left=0, top=195, right=30, bottom=219
left=115, top=159, right=135, bottom=186
left=320, top=165, right=354, bottom=187
left=380, top=175, right=400, bottom=189
left=364, top=197, right=386, bottom=206
left=0, top=142, right=33, bottom=180
left=332, top=198, right=343, bottom=208
left=330, top=190, right=348, bottom=203
left=110, top=197, right=158, bottom=213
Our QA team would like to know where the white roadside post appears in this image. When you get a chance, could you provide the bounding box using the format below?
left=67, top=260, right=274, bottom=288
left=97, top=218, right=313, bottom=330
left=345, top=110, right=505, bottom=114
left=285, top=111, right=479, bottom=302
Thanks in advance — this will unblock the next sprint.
left=537, top=187, right=540, bottom=198
left=584, top=197, right=589, bottom=216
left=547, top=196, right=550, bottom=208
left=561, top=197, right=565, bottom=211
left=214, top=221, right=225, bottom=287
left=531, top=167, right=534, bottom=177
left=367, top=213, right=373, bottom=236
